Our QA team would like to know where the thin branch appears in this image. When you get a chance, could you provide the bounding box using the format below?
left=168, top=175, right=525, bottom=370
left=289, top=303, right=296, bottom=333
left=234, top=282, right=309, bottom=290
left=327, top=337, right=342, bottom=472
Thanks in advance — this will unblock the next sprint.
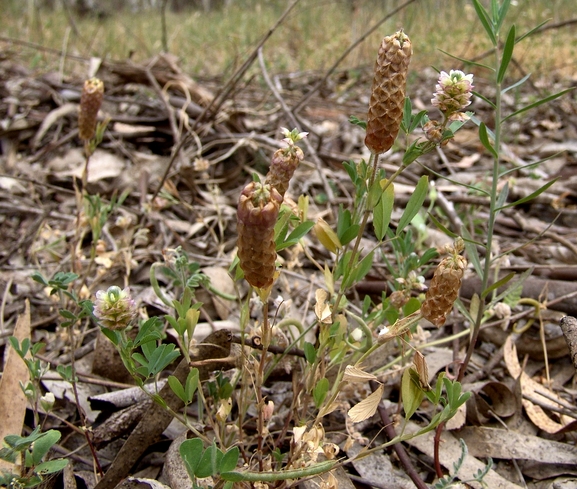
left=370, top=381, right=428, bottom=489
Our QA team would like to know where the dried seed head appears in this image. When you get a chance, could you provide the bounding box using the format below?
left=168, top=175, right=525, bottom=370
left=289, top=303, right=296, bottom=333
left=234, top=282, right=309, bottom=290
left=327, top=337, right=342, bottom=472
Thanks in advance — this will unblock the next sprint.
left=265, top=128, right=307, bottom=197
left=237, top=181, right=283, bottom=289
left=78, top=78, right=104, bottom=141
left=365, top=30, right=412, bottom=154
left=93, top=286, right=137, bottom=330
left=421, top=239, right=467, bottom=327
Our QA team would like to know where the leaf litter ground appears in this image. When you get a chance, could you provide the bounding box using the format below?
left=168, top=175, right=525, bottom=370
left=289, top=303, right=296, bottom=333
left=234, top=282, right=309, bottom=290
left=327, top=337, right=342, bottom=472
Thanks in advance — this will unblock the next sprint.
left=1, top=52, right=577, bottom=488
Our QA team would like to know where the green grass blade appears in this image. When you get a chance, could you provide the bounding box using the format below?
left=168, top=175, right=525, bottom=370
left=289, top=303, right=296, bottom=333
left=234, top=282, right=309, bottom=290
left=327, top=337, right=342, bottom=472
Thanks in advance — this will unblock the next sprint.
left=497, top=25, right=516, bottom=84
left=502, top=88, right=575, bottom=122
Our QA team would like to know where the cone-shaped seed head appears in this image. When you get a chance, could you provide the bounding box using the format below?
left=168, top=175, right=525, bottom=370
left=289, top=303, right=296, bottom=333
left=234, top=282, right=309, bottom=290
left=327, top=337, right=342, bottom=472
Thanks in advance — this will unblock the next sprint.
left=79, top=78, right=104, bottom=141
left=421, top=240, right=466, bottom=327
left=365, top=30, right=412, bottom=154
left=265, top=145, right=304, bottom=197
left=265, top=128, right=307, bottom=197
left=237, top=182, right=283, bottom=289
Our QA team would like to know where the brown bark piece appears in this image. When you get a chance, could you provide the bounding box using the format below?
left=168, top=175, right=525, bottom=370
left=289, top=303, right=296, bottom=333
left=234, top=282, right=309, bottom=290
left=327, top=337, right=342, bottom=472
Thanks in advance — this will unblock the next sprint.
left=560, top=316, right=577, bottom=370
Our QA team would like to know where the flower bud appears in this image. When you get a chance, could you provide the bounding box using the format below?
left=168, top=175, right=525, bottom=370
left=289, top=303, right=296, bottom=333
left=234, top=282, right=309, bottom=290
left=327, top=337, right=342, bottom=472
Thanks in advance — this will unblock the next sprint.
left=265, top=128, right=307, bottom=197
left=93, top=286, right=137, bottom=330
left=431, top=70, right=474, bottom=117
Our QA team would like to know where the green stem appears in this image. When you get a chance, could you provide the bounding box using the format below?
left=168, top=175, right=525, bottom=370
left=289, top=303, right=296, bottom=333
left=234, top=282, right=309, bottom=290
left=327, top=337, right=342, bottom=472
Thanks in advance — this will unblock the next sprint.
left=459, top=34, right=503, bottom=382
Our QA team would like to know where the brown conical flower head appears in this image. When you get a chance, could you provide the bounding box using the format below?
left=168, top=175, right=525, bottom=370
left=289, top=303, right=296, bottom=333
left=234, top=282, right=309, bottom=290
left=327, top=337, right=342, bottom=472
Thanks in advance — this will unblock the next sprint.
left=78, top=78, right=104, bottom=141
left=365, top=30, right=412, bottom=155
left=421, top=239, right=467, bottom=327
left=237, top=181, right=283, bottom=289
left=265, top=128, right=307, bottom=197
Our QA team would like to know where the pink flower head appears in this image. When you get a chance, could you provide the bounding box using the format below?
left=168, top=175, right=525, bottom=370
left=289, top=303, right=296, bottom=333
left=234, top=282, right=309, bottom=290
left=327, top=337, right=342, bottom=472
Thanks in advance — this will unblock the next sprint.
left=432, top=70, right=474, bottom=115
left=93, top=286, right=137, bottom=330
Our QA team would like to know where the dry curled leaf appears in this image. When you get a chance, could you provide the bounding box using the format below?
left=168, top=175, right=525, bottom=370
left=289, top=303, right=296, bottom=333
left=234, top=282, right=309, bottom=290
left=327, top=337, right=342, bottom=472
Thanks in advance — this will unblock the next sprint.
left=348, top=384, right=383, bottom=423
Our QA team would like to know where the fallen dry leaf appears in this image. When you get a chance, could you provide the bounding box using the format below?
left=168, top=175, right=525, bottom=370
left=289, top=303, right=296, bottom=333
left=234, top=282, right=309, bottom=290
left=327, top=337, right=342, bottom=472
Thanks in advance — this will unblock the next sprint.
left=0, top=300, right=31, bottom=474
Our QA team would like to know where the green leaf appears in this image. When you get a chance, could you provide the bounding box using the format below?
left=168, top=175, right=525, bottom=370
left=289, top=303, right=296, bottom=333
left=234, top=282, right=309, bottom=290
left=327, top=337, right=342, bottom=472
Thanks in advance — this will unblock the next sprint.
left=35, top=458, right=68, bottom=475
left=428, top=213, right=458, bottom=239
left=402, top=368, right=425, bottom=420
left=495, top=0, right=511, bottom=34
left=501, top=73, right=531, bottom=94
left=31, top=271, right=48, bottom=286
left=402, top=140, right=425, bottom=166
left=219, top=446, right=240, bottom=474
left=471, top=0, right=497, bottom=46
left=168, top=376, right=186, bottom=403
left=409, top=110, right=428, bottom=134
left=397, top=176, right=428, bottom=234
left=30, top=430, right=61, bottom=466
left=373, top=184, right=394, bottom=241
left=349, top=115, right=366, bottom=130
left=185, top=368, right=200, bottom=403
left=340, top=224, right=361, bottom=247
left=481, top=272, right=515, bottom=300
left=180, top=438, right=204, bottom=479
left=496, top=181, right=509, bottom=209
left=221, top=461, right=337, bottom=482
left=497, top=24, right=515, bottom=84
left=472, top=90, right=496, bottom=109
left=148, top=344, right=180, bottom=377
left=492, top=268, right=533, bottom=306
left=401, top=97, right=412, bottom=134
left=285, top=221, right=315, bottom=244
left=313, top=378, right=329, bottom=409
left=515, top=19, right=549, bottom=44
left=496, top=178, right=558, bottom=210
left=461, top=227, right=484, bottom=278
left=478, top=123, right=498, bottom=159
left=304, top=342, right=316, bottom=364
left=196, top=443, right=222, bottom=479
left=502, top=88, right=575, bottom=122
left=351, top=251, right=374, bottom=284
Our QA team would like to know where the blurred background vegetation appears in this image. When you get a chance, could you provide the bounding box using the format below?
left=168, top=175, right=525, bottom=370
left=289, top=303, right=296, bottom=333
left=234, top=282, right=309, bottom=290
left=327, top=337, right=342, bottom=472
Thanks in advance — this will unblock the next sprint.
left=1, top=0, right=575, bottom=82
